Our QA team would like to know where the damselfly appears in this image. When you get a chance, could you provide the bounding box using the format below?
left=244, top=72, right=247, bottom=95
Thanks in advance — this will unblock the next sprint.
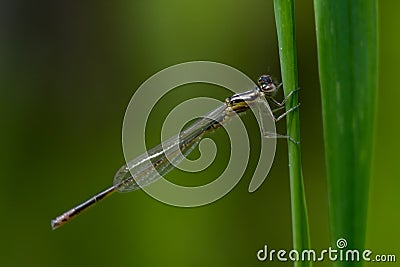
left=51, top=75, right=299, bottom=230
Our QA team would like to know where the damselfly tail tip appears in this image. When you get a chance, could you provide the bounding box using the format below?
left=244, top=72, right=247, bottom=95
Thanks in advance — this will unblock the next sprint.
left=51, top=210, right=74, bottom=230
left=51, top=219, right=59, bottom=230
left=51, top=215, right=68, bottom=230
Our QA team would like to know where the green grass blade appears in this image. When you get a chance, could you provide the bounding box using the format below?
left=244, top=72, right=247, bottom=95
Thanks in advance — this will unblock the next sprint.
left=273, top=1, right=311, bottom=266
left=313, top=0, right=378, bottom=264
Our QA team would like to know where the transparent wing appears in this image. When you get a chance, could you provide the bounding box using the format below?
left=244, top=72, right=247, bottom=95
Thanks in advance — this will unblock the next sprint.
left=248, top=91, right=277, bottom=192
left=113, top=104, right=227, bottom=192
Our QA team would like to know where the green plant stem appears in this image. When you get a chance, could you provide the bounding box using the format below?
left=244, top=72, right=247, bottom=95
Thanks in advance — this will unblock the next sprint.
left=313, top=0, right=378, bottom=265
left=273, top=1, right=311, bottom=266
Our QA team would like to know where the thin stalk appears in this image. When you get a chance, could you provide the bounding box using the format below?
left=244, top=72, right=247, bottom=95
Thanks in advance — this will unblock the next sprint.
left=273, top=1, right=311, bottom=266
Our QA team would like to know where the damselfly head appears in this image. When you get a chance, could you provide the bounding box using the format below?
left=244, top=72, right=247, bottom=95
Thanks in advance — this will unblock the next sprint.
left=257, top=75, right=277, bottom=98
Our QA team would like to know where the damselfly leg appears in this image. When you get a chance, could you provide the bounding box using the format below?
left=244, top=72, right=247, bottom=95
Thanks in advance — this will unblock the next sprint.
left=256, top=75, right=300, bottom=143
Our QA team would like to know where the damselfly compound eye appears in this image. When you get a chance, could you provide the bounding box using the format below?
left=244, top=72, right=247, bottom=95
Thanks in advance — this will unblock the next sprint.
left=258, top=75, right=277, bottom=96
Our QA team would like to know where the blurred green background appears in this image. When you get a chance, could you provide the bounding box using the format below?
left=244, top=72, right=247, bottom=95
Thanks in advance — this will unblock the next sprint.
left=0, top=0, right=398, bottom=266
